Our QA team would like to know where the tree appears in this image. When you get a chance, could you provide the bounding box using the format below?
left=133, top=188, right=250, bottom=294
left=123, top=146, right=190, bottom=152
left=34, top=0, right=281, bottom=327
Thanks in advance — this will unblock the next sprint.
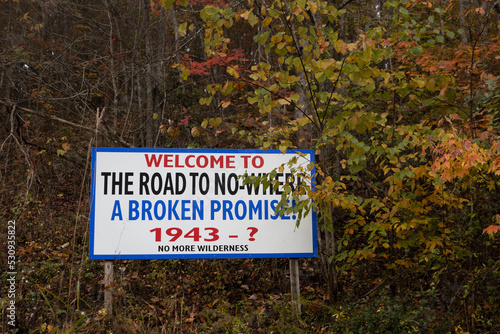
left=182, top=0, right=500, bottom=306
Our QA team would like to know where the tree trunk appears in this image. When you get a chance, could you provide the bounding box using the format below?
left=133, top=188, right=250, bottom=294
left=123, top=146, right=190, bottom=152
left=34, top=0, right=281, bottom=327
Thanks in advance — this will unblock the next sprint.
left=459, top=0, right=469, bottom=45
left=143, top=0, right=155, bottom=147
left=105, top=0, right=119, bottom=132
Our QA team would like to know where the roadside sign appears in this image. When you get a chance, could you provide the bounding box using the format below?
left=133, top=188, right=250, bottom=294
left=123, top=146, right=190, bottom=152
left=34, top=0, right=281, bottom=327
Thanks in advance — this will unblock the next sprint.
left=89, top=148, right=317, bottom=259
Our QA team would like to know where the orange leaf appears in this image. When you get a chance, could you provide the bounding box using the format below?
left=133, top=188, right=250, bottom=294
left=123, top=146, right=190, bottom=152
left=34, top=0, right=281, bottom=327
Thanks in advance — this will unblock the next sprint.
left=483, top=225, right=499, bottom=235
left=167, top=126, right=180, bottom=137
left=220, top=98, right=231, bottom=109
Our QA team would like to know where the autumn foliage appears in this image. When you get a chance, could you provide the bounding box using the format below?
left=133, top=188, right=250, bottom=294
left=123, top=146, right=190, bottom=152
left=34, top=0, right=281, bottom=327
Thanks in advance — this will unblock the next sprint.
left=1, top=0, right=500, bottom=332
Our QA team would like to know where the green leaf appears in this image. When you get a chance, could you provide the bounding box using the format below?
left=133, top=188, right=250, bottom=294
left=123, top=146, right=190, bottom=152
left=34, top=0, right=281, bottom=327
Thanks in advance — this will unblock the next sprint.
left=178, top=22, right=188, bottom=37
left=409, top=45, right=423, bottom=57
left=247, top=12, right=259, bottom=27
left=258, top=31, right=270, bottom=45
left=160, top=0, right=176, bottom=10
left=349, top=160, right=367, bottom=174
left=181, top=69, right=190, bottom=81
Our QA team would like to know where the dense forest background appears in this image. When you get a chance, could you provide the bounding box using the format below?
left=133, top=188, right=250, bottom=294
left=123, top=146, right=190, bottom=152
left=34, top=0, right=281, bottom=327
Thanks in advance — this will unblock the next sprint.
left=1, top=0, right=500, bottom=332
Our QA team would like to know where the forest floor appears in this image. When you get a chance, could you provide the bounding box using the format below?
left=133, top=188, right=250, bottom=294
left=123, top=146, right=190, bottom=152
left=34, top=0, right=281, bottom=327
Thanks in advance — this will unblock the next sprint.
left=1, top=205, right=473, bottom=334
left=0, top=175, right=498, bottom=333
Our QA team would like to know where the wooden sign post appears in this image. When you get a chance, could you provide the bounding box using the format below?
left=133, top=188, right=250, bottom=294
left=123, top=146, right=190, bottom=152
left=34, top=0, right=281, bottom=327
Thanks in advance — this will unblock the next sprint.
left=290, top=258, right=301, bottom=313
left=91, top=148, right=317, bottom=314
left=104, top=260, right=113, bottom=314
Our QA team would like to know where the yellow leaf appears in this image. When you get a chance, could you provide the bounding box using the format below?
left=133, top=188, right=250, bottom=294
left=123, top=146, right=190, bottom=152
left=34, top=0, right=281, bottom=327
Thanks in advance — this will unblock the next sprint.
left=320, top=59, right=336, bottom=70
left=262, top=16, right=272, bottom=27
left=226, top=66, right=240, bottom=78
left=191, top=127, right=202, bottom=138
left=201, top=119, right=209, bottom=129
left=199, top=97, right=213, bottom=105
left=240, top=10, right=251, bottom=20
left=308, top=0, right=318, bottom=14
left=233, top=81, right=245, bottom=90
left=220, top=98, right=231, bottom=109
left=178, top=22, right=187, bottom=37
left=413, top=78, right=426, bottom=88
left=32, top=23, right=43, bottom=31
left=159, top=0, right=176, bottom=10
left=167, top=126, right=180, bottom=137
left=247, top=12, right=259, bottom=27
left=292, top=6, right=302, bottom=15
left=209, top=117, right=222, bottom=127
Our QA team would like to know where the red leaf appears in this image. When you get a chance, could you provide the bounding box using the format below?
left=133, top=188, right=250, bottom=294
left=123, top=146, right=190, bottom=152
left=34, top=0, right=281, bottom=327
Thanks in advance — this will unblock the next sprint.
left=178, top=115, right=190, bottom=126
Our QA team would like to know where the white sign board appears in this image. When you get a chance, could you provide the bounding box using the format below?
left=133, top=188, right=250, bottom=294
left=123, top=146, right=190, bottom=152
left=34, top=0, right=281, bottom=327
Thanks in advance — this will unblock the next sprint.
left=89, top=148, right=317, bottom=259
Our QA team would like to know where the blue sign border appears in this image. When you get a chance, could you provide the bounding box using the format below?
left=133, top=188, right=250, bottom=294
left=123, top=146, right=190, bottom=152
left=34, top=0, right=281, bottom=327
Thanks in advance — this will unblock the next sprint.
left=89, top=147, right=317, bottom=259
